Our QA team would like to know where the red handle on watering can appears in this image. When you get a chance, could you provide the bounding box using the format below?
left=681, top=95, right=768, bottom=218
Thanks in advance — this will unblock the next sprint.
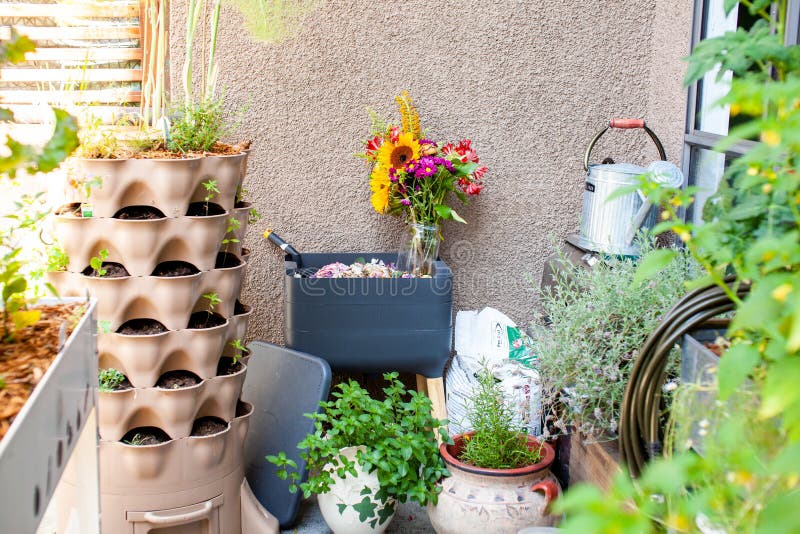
left=583, top=119, right=666, bottom=171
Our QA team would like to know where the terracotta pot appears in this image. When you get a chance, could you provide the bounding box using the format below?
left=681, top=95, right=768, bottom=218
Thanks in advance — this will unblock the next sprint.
left=97, top=321, right=228, bottom=388
left=427, top=433, right=561, bottom=534
left=98, top=363, right=247, bottom=441
left=317, top=446, right=396, bottom=534
left=50, top=258, right=244, bottom=330
left=54, top=210, right=229, bottom=276
left=66, top=152, right=248, bottom=217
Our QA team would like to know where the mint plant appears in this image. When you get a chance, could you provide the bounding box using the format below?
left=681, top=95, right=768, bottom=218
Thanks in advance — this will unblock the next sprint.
left=267, top=373, right=451, bottom=528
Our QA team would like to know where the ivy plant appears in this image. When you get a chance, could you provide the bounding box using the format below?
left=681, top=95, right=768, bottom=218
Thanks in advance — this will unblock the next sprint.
left=268, top=373, right=451, bottom=528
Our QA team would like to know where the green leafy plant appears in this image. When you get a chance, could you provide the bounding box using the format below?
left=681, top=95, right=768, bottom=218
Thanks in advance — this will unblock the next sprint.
left=202, top=292, right=221, bottom=320
left=459, top=368, right=541, bottom=469
left=167, top=99, right=227, bottom=153
left=46, top=246, right=69, bottom=272
left=98, top=368, right=127, bottom=392
left=201, top=179, right=220, bottom=216
left=532, top=240, right=699, bottom=439
left=267, top=373, right=450, bottom=528
left=555, top=2, right=800, bottom=532
left=228, top=338, right=246, bottom=365
left=222, top=217, right=241, bottom=253
left=248, top=207, right=262, bottom=224
left=89, top=249, right=109, bottom=277
left=124, top=433, right=146, bottom=446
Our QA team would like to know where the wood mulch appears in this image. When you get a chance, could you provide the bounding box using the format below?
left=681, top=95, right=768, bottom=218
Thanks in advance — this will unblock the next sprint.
left=0, top=303, right=84, bottom=442
left=82, top=141, right=251, bottom=160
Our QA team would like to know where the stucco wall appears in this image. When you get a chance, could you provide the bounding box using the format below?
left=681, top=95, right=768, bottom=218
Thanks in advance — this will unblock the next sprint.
left=170, top=0, right=693, bottom=345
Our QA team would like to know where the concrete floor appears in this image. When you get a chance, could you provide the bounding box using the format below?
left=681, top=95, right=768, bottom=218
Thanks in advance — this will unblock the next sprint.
left=281, top=495, right=434, bottom=533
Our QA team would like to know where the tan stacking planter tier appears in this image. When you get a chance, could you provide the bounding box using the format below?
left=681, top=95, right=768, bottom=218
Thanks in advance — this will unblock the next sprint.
left=54, top=210, right=229, bottom=276
left=67, top=151, right=249, bottom=217
left=49, top=259, right=245, bottom=330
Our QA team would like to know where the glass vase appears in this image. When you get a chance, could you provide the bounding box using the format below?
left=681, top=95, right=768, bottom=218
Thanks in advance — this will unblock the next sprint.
left=397, top=223, right=440, bottom=276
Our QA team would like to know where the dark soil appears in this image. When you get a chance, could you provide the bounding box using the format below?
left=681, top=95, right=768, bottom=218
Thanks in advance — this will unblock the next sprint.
left=234, top=301, right=250, bottom=315
left=55, top=203, right=82, bottom=217
left=116, top=318, right=168, bottom=336
left=241, top=248, right=250, bottom=257
left=151, top=261, right=200, bottom=277
left=236, top=401, right=252, bottom=418
left=216, top=252, right=242, bottom=269
left=113, top=205, right=166, bottom=220
left=155, top=370, right=201, bottom=389
left=82, top=262, right=130, bottom=278
left=217, top=357, right=244, bottom=376
left=109, top=377, right=133, bottom=391
left=191, top=416, right=228, bottom=437
left=186, top=202, right=225, bottom=216
left=121, top=426, right=170, bottom=446
left=187, top=312, right=226, bottom=329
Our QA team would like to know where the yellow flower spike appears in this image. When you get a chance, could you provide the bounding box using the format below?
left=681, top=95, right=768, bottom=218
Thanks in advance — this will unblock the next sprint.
left=747, top=166, right=759, bottom=176
left=730, top=103, right=741, bottom=116
left=666, top=514, right=690, bottom=531
left=759, top=340, right=767, bottom=353
left=679, top=231, right=691, bottom=243
left=660, top=210, right=671, bottom=221
left=670, top=197, right=684, bottom=207
left=762, top=130, right=781, bottom=146
left=765, top=170, right=776, bottom=180
left=771, top=283, right=793, bottom=303
left=762, top=183, right=773, bottom=194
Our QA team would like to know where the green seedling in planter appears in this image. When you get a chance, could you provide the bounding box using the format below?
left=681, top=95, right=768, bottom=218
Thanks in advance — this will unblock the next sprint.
left=201, top=179, right=220, bottom=216
left=222, top=217, right=241, bottom=254
left=228, top=338, right=246, bottom=365
left=267, top=372, right=451, bottom=528
left=202, top=292, right=221, bottom=321
left=124, top=433, right=146, bottom=446
left=46, top=246, right=69, bottom=273
left=0, top=250, right=41, bottom=342
left=460, top=368, right=542, bottom=469
left=98, top=368, right=126, bottom=392
left=248, top=207, right=262, bottom=224
left=89, top=249, right=109, bottom=277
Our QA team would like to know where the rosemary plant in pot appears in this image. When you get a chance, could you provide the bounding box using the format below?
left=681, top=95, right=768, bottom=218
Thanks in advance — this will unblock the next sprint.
left=358, top=92, right=487, bottom=276
left=269, top=373, right=450, bottom=534
left=428, top=369, right=560, bottom=534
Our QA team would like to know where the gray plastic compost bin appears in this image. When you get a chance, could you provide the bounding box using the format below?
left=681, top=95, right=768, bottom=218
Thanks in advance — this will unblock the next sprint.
left=283, top=252, right=453, bottom=377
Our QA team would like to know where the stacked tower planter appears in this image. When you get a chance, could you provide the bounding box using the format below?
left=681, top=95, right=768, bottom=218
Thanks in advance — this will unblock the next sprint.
left=50, top=150, right=273, bottom=533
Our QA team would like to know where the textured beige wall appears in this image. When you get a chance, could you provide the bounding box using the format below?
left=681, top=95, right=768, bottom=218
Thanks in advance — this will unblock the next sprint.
left=170, top=0, right=693, bottom=344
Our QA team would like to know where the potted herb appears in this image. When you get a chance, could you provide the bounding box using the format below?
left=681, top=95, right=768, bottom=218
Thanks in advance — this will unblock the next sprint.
left=268, top=372, right=450, bottom=533
left=428, top=369, right=560, bottom=533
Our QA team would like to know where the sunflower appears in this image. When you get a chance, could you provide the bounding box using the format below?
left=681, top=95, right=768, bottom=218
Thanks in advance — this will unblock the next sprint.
left=377, top=131, right=420, bottom=171
left=370, top=166, right=391, bottom=213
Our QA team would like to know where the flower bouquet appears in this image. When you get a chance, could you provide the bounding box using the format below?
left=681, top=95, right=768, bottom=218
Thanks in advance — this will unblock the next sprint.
left=359, top=91, right=486, bottom=275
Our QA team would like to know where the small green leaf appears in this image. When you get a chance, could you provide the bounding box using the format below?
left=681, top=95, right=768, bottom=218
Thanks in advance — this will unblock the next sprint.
left=352, top=496, right=377, bottom=523
left=717, top=343, right=759, bottom=400
left=11, top=310, right=40, bottom=331
left=633, top=249, right=677, bottom=285
left=336, top=503, right=347, bottom=515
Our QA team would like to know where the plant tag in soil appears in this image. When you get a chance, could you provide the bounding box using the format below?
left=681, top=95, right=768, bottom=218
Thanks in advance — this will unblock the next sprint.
left=58, top=321, right=68, bottom=351
left=81, top=203, right=93, bottom=218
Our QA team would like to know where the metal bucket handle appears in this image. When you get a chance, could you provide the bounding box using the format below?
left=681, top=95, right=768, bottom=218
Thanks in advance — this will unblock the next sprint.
left=583, top=119, right=667, bottom=171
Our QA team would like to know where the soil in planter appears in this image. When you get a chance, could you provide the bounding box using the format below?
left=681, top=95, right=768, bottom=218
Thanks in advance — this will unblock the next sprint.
left=113, top=205, right=166, bottom=220
left=216, top=252, right=242, bottom=269
left=234, top=300, right=250, bottom=315
left=103, top=375, right=133, bottom=392
left=80, top=140, right=251, bottom=160
left=121, top=426, right=170, bottom=446
left=234, top=201, right=250, bottom=209
left=187, top=312, right=226, bottom=329
left=155, top=370, right=201, bottom=389
left=0, top=303, right=82, bottom=441
left=82, top=262, right=130, bottom=278
left=217, top=357, right=244, bottom=376
left=186, top=202, right=225, bottom=216
left=116, top=318, right=168, bottom=336
left=151, top=261, right=200, bottom=277
left=55, top=202, right=82, bottom=217
left=235, top=400, right=251, bottom=417
left=191, top=416, right=228, bottom=437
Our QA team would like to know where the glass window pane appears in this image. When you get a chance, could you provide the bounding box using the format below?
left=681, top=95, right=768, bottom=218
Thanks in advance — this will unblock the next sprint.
left=689, top=147, right=732, bottom=224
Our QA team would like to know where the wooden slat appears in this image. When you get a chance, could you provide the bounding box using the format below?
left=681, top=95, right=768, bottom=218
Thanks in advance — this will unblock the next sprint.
left=0, top=89, right=141, bottom=104
left=0, top=2, right=139, bottom=18
left=0, top=25, right=140, bottom=41
left=0, top=68, right=141, bottom=82
left=4, top=104, right=137, bottom=124
left=24, top=47, right=143, bottom=62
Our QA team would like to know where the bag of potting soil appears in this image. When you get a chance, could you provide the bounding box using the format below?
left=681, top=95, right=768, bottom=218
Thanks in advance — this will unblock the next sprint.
left=446, top=307, right=542, bottom=436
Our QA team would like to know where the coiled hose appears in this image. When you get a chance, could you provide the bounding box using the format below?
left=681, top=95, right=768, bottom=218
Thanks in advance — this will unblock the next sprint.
left=619, top=278, right=749, bottom=477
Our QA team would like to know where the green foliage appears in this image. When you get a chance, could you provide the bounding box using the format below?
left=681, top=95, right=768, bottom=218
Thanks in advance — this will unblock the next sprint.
left=248, top=207, right=262, bottom=224
left=267, top=373, right=451, bottom=526
left=89, top=249, right=109, bottom=277
left=47, top=247, right=69, bottom=273
left=228, top=338, right=246, bottom=365
left=167, top=100, right=226, bottom=153
left=558, top=3, right=800, bottom=531
left=222, top=217, right=241, bottom=251
left=459, top=369, right=541, bottom=469
left=124, top=433, right=146, bottom=446
left=532, top=241, right=699, bottom=439
left=202, top=292, right=221, bottom=312
left=98, top=368, right=126, bottom=392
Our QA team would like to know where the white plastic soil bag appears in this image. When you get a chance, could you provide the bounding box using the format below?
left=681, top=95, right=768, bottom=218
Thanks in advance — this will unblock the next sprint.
left=446, top=307, right=542, bottom=436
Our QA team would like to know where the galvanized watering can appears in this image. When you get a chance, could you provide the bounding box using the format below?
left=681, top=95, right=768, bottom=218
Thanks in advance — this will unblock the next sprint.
left=577, top=119, right=682, bottom=256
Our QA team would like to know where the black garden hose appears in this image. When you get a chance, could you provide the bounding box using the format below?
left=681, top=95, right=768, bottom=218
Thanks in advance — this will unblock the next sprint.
left=619, top=277, right=750, bottom=477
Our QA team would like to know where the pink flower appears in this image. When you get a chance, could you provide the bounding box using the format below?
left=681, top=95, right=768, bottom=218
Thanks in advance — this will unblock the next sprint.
left=389, top=126, right=400, bottom=143
left=473, top=165, right=488, bottom=179
left=455, top=139, right=479, bottom=163
left=466, top=182, right=483, bottom=195
left=365, top=136, right=382, bottom=155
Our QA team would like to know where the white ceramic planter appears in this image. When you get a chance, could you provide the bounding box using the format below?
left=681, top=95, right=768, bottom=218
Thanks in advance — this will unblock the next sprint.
left=66, top=152, right=249, bottom=217
left=98, top=363, right=247, bottom=441
left=317, top=446, right=396, bottom=534
left=54, top=211, right=229, bottom=276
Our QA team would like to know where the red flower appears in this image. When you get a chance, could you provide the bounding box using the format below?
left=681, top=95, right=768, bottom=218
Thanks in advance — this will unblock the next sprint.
left=466, top=182, right=483, bottom=195
left=442, top=143, right=454, bottom=155
left=365, top=136, right=383, bottom=155
left=454, top=139, right=479, bottom=163
left=389, top=126, right=400, bottom=143
left=473, top=165, right=487, bottom=179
